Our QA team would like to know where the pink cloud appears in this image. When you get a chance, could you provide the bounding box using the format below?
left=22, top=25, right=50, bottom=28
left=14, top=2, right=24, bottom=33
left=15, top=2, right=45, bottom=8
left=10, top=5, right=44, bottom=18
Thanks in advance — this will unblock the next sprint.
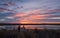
left=14, top=9, right=51, bottom=23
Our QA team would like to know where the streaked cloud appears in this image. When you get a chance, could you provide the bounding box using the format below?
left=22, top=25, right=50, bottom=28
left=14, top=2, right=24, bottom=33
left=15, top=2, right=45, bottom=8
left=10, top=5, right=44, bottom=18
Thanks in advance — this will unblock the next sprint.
left=0, top=0, right=60, bottom=23
left=0, top=0, right=60, bottom=29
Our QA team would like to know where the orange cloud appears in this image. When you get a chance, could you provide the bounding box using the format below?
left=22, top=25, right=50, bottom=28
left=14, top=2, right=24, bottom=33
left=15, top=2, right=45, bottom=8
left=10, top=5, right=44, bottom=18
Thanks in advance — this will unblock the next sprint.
left=14, top=9, right=60, bottom=24
left=27, top=15, right=49, bottom=19
left=14, top=9, right=51, bottom=23
left=15, top=13, right=26, bottom=17
left=12, top=9, right=60, bottom=29
left=19, top=16, right=47, bottom=24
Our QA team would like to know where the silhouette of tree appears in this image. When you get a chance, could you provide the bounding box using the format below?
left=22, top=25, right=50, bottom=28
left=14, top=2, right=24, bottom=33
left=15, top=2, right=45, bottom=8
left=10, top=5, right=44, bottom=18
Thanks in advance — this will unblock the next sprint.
left=17, top=25, right=20, bottom=32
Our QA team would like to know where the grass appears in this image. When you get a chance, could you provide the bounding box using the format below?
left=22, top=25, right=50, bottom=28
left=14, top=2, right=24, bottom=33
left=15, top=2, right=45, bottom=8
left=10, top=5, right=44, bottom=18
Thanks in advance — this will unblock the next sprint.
left=0, top=29, right=60, bottom=38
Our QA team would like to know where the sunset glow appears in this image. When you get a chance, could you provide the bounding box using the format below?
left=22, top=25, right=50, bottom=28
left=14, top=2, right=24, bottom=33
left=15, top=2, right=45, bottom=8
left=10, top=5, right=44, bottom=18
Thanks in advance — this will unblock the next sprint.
left=0, top=0, right=60, bottom=29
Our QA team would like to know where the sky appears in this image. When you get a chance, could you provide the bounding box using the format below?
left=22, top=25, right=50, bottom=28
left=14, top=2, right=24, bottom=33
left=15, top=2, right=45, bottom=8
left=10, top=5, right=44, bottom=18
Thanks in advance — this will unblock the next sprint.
left=0, top=0, right=60, bottom=29
left=0, top=0, right=60, bottom=23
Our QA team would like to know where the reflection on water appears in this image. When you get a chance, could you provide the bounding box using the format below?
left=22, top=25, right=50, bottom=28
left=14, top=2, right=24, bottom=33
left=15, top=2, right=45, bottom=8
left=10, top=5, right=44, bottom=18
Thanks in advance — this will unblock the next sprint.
left=21, top=25, right=60, bottom=29
left=0, top=25, right=60, bottom=30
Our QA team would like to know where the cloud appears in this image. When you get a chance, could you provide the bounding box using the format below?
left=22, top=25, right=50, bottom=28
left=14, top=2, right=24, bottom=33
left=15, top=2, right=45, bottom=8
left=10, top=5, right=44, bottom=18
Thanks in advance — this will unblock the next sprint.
left=0, top=8, right=60, bottom=23
left=0, top=0, right=60, bottom=29
left=0, top=0, right=60, bottom=23
left=13, top=8, right=60, bottom=23
left=0, top=12, right=17, bottom=23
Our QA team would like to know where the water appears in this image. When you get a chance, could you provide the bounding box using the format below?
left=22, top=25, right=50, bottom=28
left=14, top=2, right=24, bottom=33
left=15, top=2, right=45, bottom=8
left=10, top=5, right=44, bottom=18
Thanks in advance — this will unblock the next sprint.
left=0, top=25, right=60, bottom=30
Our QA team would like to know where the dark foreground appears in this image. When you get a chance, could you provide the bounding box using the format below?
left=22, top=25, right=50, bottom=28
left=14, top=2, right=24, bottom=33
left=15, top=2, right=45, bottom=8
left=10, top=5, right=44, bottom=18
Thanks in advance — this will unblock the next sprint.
left=0, top=29, right=60, bottom=38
